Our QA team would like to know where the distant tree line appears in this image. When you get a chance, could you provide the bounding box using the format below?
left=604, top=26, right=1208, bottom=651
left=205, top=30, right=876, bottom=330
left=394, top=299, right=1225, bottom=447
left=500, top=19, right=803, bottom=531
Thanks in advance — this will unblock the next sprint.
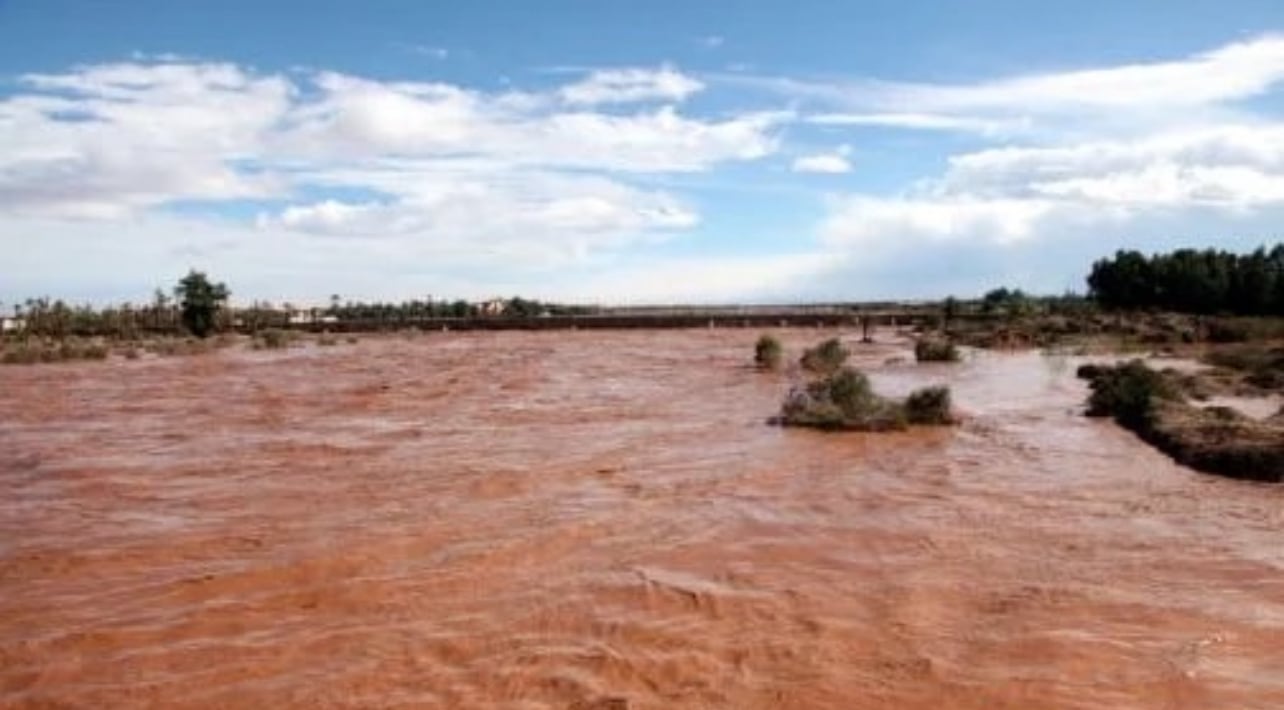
left=1087, top=246, right=1284, bottom=314
left=326, top=295, right=592, bottom=322
left=5, top=274, right=595, bottom=340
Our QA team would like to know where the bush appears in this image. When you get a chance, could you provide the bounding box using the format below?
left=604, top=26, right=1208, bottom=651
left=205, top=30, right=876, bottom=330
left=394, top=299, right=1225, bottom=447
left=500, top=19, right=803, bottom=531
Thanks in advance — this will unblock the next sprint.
left=777, top=367, right=952, bottom=431
left=317, top=331, right=340, bottom=347
left=905, top=386, right=954, bottom=425
left=1075, top=363, right=1104, bottom=380
left=1083, top=359, right=1178, bottom=427
left=1079, top=358, right=1284, bottom=482
left=914, top=338, right=960, bottom=362
left=254, top=328, right=295, bottom=350
left=800, top=338, right=849, bottom=374
left=2, top=338, right=108, bottom=364
left=754, top=334, right=783, bottom=370
left=1, top=344, right=40, bottom=365
left=81, top=342, right=109, bottom=360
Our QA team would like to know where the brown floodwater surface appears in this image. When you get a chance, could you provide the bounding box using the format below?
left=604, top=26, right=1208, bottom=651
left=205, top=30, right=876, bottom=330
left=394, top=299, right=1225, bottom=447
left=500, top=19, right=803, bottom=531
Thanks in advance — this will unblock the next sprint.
left=1, top=330, right=1281, bottom=709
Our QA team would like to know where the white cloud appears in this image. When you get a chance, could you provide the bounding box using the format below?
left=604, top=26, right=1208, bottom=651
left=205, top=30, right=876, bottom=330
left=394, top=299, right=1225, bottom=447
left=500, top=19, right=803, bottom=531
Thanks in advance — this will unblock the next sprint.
left=1, top=62, right=291, bottom=218
left=557, top=66, right=704, bottom=105
left=807, top=112, right=1024, bottom=136
left=820, top=195, right=1060, bottom=246
left=792, top=151, right=852, bottom=174
left=902, top=34, right=1284, bottom=112
left=275, top=71, right=778, bottom=172
left=0, top=60, right=777, bottom=239
left=9, top=35, right=1284, bottom=304
left=733, top=34, right=1284, bottom=138
left=816, top=122, right=1284, bottom=257
left=798, top=38, right=1284, bottom=262
left=260, top=164, right=698, bottom=262
left=699, top=35, right=725, bottom=49
left=544, top=252, right=835, bottom=304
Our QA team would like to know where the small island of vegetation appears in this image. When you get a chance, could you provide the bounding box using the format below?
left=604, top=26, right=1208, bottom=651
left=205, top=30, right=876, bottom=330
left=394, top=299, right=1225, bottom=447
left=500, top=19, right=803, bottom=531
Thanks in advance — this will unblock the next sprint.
left=770, top=337, right=956, bottom=431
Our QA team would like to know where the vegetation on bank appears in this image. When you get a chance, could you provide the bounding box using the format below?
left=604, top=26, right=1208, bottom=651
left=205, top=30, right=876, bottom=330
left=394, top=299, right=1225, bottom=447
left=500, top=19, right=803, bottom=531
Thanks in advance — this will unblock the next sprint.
left=3, top=278, right=595, bottom=343
left=1, top=337, right=109, bottom=365
left=175, top=270, right=229, bottom=339
left=1203, top=345, right=1284, bottom=391
left=1087, top=246, right=1284, bottom=314
left=1078, top=360, right=1283, bottom=482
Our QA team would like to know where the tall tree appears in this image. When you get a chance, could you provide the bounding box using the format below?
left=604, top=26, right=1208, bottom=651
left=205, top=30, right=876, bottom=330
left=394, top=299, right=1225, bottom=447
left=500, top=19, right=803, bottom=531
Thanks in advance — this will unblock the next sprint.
left=174, top=270, right=230, bottom=338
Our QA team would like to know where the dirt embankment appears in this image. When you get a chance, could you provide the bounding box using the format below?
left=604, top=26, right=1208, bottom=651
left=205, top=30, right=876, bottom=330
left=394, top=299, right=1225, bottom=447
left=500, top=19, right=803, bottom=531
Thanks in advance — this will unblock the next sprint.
left=1079, top=358, right=1284, bottom=482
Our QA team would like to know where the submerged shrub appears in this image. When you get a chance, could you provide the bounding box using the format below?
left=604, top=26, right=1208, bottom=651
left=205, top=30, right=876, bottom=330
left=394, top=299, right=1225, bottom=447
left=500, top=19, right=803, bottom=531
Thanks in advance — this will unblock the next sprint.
left=2, top=338, right=109, bottom=364
left=81, top=342, right=109, bottom=360
left=1083, top=359, right=1178, bottom=428
left=914, top=338, right=960, bottom=362
left=254, top=328, right=295, bottom=350
left=1, top=344, right=40, bottom=365
left=777, top=366, right=951, bottom=431
left=905, top=386, right=954, bottom=425
left=800, top=337, right=849, bottom=374
left=754, top=334, right=783, bottom=370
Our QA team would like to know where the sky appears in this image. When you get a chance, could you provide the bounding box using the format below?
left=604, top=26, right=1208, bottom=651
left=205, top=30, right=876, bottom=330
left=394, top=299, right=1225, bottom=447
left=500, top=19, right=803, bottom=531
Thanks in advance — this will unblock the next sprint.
left=2, top=0, right=1284, bottom=306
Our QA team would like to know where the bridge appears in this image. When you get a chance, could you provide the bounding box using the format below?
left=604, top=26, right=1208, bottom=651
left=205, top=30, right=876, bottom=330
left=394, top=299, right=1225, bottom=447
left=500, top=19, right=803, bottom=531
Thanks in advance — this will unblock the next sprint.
left=286, top=307, right=996, bottom=337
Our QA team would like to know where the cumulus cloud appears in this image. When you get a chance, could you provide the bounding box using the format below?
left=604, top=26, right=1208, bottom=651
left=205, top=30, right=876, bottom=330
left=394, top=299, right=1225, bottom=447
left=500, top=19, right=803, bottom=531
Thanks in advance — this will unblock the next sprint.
left=802, top=37, right=1284, bottom=267
left=282, top=73, right=781, bottom=171
left=557, top=65, right=704, bottom=105
left=259, top=164, right=698, bottom=262
left=8, top=35, right=1284, bottom=304
left=0, top=59, right=776, bottom=226
left=0, top=58, right=787, bottom=302
left=820, top=122, right=1284, bottom=250
left=0, top=62, right=291, bottom=218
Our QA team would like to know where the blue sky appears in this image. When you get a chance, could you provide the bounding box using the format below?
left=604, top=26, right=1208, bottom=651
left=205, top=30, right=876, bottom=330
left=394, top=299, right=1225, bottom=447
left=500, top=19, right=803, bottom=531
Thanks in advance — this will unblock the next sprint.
left=2, top=1, right=1284, bottom=305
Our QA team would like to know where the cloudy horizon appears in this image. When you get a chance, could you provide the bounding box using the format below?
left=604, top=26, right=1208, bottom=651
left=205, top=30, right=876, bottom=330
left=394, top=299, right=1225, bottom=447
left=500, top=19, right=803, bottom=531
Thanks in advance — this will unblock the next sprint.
left=3, top=1, right=1283, bottom=307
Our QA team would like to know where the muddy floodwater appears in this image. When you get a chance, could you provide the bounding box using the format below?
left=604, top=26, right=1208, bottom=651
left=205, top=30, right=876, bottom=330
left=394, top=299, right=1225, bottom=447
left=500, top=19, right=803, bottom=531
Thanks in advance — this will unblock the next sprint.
left=1, top=329, right=1281, bottom=709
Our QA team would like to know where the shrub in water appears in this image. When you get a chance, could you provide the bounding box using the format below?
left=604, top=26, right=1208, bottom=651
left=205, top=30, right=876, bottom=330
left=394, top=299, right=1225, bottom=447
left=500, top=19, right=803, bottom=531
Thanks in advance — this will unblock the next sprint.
left=779, top=367, right=914, bottom=431
left=754, top=334, right=783, bottom=370
left=914, top=338, right=960, bottom=363
left=254, top=328, right=294, bottom=350
left=905, top=386, right=953, bottom=425
left=1083, top=359, right=1177, bottom=428
left=800, top=337, right=849, bottom=374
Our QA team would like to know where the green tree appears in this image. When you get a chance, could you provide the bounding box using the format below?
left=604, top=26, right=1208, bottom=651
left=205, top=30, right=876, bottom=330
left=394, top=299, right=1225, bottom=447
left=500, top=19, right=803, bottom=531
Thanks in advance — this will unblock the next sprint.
left=174, top=270, right=230, bottom=338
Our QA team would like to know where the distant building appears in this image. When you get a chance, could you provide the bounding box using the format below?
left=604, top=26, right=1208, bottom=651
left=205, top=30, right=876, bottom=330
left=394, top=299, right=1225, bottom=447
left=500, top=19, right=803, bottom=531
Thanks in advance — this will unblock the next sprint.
left=1, top=317, right=24, bottom=333
left=478, top=298, right=506, bottom=317
left=287, top=310, right=336, bottom=325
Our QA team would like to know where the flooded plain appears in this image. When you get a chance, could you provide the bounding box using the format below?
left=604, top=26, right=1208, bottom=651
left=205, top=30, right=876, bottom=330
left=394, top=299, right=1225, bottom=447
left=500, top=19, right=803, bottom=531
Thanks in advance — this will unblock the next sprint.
left=1, top=329, right=1281, bottom=709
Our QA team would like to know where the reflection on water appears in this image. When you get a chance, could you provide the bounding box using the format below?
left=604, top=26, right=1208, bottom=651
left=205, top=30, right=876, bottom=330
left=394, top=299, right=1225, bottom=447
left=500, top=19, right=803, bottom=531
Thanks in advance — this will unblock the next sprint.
left=1, top=330, right=1281, bottom=709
